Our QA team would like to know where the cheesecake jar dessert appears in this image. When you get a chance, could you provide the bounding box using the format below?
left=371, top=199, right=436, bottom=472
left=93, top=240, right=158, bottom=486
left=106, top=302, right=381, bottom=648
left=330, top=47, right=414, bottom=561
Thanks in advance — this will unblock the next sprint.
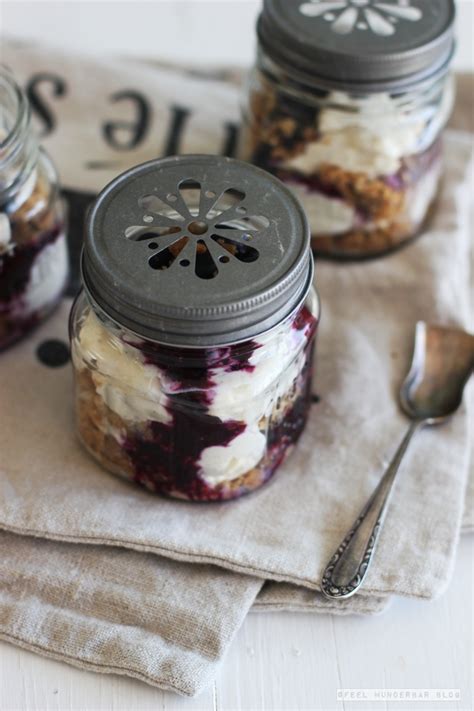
left=0, top=69, right=68, bottom=349
left=70, top=155, right=319, bottom=501
left=239, top=0, right=455, bottom=259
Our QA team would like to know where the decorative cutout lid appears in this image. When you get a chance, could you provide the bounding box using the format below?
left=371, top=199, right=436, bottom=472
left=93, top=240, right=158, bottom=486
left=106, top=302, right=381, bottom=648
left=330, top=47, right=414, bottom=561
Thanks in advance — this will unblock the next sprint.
left=82, top=155, right=312, bottom=346
left=258, top=0, right=455, bottom=92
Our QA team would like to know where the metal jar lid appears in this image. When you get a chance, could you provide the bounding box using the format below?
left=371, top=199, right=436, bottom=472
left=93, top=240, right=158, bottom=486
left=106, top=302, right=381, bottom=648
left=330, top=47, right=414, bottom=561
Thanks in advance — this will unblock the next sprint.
left=258, top=0, right=456, bottom=93
left=82, top=155, right=313, bottom=347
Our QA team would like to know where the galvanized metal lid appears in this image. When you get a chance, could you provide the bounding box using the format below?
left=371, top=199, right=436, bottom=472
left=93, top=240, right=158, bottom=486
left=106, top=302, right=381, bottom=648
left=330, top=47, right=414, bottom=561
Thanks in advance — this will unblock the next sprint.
left=258, top=0, right=455, bottom=93
left=82, top=155, right=312, bottom=346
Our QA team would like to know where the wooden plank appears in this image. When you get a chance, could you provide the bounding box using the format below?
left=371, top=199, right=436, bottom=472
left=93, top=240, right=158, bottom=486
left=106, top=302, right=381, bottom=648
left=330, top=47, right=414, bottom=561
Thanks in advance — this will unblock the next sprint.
left=0, top=644, right=215, bottom=711
left=0, top=538, right=471, bottom=710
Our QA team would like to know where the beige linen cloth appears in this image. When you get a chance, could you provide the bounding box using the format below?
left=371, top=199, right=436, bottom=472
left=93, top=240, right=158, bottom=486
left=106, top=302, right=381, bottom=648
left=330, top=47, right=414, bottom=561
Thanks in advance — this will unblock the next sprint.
left=0, top=44, right=473, bottom=695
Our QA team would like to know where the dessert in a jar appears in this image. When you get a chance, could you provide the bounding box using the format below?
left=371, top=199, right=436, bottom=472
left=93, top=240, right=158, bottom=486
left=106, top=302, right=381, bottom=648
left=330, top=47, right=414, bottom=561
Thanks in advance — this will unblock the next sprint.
left=0, top=69, right=68, bottom=349
left=70, top=155, right=319, bottom=501
left=239, top=0, right=455, bottom=259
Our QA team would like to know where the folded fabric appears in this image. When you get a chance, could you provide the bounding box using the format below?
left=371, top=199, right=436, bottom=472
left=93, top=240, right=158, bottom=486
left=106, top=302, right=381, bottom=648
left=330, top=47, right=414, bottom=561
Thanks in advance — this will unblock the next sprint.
left=254, top=583, right=389, bottom=614
left=1, top=133, right=472, bottom=601
left=0, top=530, right=392, bottom=697
left=0, top=531, right=261, bottom=697
left=0, top=42, right=472, bottom=695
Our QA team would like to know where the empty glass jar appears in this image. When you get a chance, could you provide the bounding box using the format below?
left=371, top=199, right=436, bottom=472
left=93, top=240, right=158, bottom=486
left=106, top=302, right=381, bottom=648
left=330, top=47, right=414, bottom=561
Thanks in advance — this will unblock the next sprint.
left=0, top=68, right=68, bottom=349
left=70, top=155, right=319, bottom=501
left=239, top=0, right=456, bottom=259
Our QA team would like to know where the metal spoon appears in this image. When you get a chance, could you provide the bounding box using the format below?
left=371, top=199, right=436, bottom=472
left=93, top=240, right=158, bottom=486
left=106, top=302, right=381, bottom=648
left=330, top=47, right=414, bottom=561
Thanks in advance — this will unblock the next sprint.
left=321, top=321, right=474, bottom=600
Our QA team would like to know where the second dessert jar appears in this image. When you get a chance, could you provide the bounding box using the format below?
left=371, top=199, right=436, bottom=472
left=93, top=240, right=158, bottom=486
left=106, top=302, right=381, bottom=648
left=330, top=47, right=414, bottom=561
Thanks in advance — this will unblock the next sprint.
left=0, top=68, right=68, bottom=350
left=238, top=0, right=456, bottom=259
left=70, top=155, right=319, bottom=502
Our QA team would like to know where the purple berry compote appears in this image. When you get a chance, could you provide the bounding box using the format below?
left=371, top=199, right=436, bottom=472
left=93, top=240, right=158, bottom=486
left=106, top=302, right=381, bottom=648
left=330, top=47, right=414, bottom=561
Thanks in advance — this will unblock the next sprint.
left=70, top=289, right=319, bottom=501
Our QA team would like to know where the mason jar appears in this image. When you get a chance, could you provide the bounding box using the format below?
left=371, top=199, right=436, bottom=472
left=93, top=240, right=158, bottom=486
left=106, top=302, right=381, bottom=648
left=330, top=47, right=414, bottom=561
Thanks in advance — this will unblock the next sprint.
left=0, top=68, right=68, bottom=349
left=70, top=155, right=319, bottom=501
left=239, top=0, right=455, bottom=259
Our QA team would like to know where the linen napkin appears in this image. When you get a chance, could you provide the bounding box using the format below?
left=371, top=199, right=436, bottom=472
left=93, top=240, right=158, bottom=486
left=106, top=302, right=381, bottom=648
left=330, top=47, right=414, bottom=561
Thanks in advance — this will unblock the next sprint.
left=0, top=42, right=472, bottom=695
left=0, top=134, right=471, bottom=599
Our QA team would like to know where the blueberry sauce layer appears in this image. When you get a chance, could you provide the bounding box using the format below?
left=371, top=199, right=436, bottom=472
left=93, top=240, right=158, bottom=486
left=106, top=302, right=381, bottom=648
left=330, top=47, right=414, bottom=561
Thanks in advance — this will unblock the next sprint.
left=119, top=351, right=314, bottom=501
left=0, top=223, right=65, bottom=351
left=0, top=224, right=63, bottom=303
left=123, top=415, right=247, bottom=500
left=123, top=305, right=316, bottom=500
left=271, top=137, right=443, bottom=205
left=74, top=301, right=318, bottom=502
left=127, top=337, right=259, bottom=408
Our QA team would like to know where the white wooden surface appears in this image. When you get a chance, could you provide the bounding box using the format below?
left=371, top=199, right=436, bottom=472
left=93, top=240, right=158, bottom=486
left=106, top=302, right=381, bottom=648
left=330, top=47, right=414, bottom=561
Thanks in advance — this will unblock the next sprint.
left=1, top=536, right=472, bottom=711
left=2, top=0, right=474, bottom=73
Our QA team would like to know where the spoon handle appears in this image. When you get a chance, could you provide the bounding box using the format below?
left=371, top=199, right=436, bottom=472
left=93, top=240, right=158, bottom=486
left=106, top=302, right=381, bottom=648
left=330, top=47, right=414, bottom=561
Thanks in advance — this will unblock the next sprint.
left=321, top=420, right=422, bottom=600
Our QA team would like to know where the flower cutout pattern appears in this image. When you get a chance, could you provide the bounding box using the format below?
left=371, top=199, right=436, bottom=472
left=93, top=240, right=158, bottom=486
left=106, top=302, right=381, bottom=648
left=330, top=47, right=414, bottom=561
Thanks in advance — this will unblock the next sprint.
left=299, top=0, right=422, bottom=36
left=125, top=180, right=269, bottom=280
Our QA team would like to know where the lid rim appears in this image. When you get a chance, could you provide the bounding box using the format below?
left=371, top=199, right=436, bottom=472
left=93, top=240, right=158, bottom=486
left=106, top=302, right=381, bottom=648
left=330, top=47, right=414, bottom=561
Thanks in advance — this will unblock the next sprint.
left=257, top=0, right=456, bottom=93
left=257, top=37, right=455, bottom=94
left=81, top=248, right=311, bottom=320
left=82, top=254, right=315, bottom=347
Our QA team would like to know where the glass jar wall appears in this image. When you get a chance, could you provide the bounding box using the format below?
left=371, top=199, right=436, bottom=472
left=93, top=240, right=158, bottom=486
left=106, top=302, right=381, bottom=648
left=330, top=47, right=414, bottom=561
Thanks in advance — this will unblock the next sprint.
left=239, top=55, right=454, bottom=259
left=70, top=287, right=319, bottom=501
left=239, top=0, right=456, bottom=259
left=0, top=69, right=68, bottom=349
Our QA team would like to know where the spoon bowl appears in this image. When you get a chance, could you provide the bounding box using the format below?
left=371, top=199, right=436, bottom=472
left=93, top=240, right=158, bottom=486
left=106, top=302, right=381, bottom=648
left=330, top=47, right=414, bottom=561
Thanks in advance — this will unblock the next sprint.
left=321, top=320, right=474, bottom=600
left=400, top=321, right=474, bottom=425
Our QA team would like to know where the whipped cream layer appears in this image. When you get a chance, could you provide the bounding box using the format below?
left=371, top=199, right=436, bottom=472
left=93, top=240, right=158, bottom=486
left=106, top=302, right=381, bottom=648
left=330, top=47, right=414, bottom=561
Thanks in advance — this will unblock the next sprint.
left=74, top=302, right=316, bottom=486
left=284, top=91, right=428, bottom=178
left=199, top=426, right=267, bottom=486
left=24, top=232, right=68, bottom=313
left=200, top=313, right=312, bottom=484
left=209, top=326, right=307, bottom=422
left=74, top=310, right=171, bottom=425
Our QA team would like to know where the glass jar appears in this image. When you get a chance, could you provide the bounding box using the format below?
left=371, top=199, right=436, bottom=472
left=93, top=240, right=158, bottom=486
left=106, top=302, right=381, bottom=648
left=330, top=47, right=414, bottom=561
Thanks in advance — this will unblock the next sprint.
left=70, top=155, right=319, bottom=501
left=0, top=69, right=68, bottom=349
left=239, top=0, right=456, bottom=259
left=70, top=287, right=318, bottom=501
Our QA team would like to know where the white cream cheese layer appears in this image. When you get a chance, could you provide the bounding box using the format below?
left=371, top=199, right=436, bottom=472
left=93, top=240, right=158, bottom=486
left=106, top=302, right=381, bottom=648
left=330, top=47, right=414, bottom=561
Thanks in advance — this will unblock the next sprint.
left=198, top=427, right=267, bottom=485
left=284, top=92, right=424, bottom=179
left=75, top=310, right=171, bottom=425
left=24, top=232, right=68, bottom=313
left=209, top=325, right=305, bottom=422
left=0, top=214, right=12, bottom=255
left=198, top=328, right=306, bottom=484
